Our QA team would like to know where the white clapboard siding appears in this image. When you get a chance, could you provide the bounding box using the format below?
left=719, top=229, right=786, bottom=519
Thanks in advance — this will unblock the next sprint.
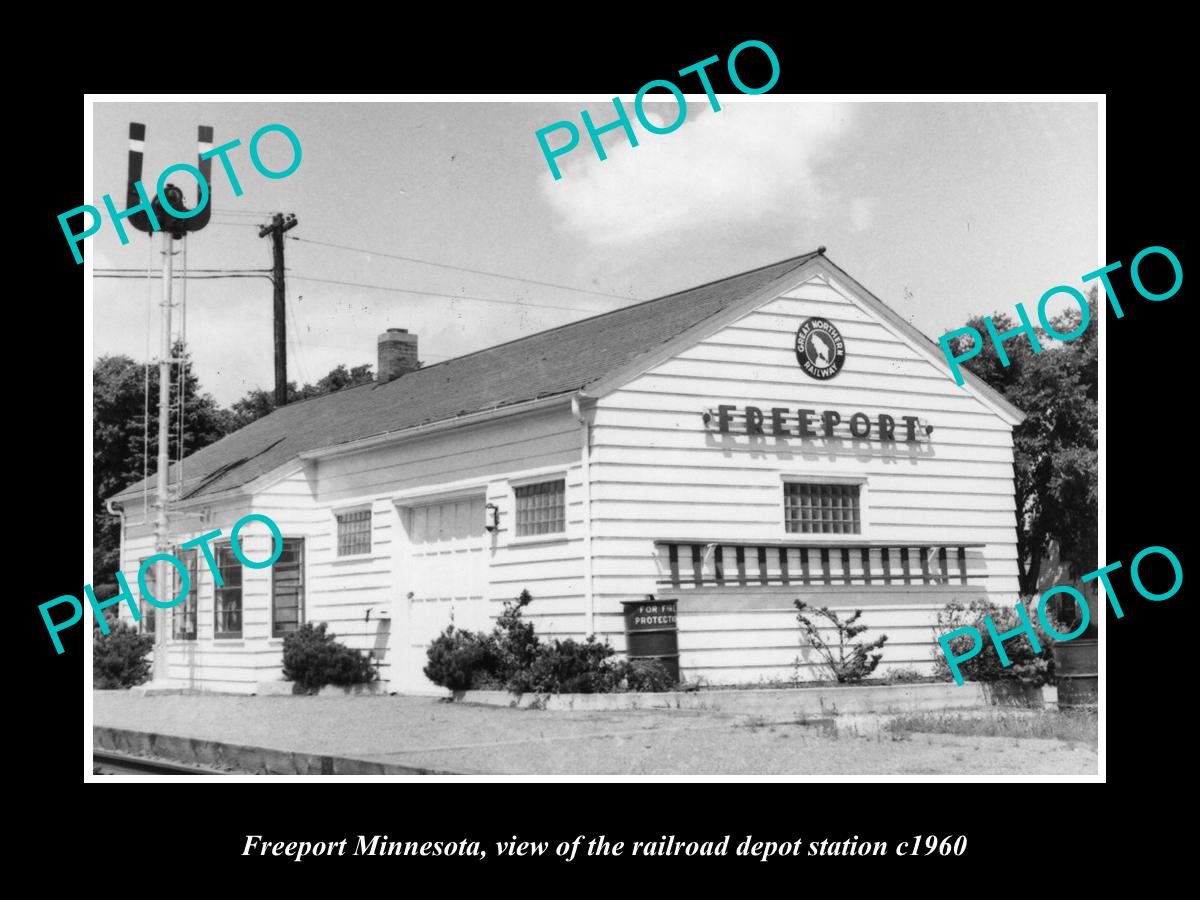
left=315, top=407, right=578, bottom=504
left=113, top=270, right=1027, bottom=692
left=586, top=277, right=1022, bottom=684
left=590, top=464, right=1015, bottom=496
left=112, top=497, right=289, bottom=691
left=307, top=411, right=588, bottom=689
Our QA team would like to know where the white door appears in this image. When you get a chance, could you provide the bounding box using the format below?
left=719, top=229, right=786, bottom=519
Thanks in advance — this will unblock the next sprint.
left=398, top=495, right=490, bottom=692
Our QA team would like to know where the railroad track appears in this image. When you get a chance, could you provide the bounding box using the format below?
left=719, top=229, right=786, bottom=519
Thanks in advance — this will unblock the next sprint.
left=93, top=749, right=226, bottom=776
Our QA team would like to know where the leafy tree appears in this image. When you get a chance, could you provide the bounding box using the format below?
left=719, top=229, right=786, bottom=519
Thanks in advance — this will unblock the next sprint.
left=94, top=356, right=386, bottom=602
left=226, top=363, right=377, bottom=431
left=947, top=289, right=1098, bottom=602
left=93, top=343, right=228, bottom=598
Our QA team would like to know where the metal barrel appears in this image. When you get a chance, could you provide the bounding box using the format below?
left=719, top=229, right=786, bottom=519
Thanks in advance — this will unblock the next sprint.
left=1054, top=639, right=1098, bottom=709
left=622, top=598, right=680, bottom=684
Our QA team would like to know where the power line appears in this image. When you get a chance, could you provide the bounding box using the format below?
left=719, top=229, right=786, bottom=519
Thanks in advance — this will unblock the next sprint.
left=289, top=235, right=632, bottom=302
left=214, top=208, right=275, bottom=215
left=94, top=273, right=273, bottom=281
left=285, top=283, right=309, bottom=385
left=288, top=273, right=614, bottom=314
left=96, top=267, right=269, bottom=274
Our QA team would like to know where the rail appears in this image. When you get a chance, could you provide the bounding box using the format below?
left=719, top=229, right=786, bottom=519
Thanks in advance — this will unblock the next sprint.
left=92, top=749, right=225, bottom=776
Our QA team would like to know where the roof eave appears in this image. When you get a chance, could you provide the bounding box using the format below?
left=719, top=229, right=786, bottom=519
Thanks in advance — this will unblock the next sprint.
left=297, top=392, right=576, bottom=464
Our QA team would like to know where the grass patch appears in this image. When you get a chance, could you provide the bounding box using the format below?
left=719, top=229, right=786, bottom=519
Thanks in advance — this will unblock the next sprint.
left=885, top=708, right=1097, bottom=745
left=700, top=673, right=951, bottom=691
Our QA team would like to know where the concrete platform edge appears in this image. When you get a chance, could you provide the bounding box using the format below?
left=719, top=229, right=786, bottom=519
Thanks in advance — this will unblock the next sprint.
left=451, top=681, right=998, bottom=714
left=92, top=726, right=466, bottom=776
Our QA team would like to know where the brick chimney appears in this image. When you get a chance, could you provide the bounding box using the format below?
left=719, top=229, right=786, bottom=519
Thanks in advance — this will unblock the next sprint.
left=377, top=328, right=419, bottom=383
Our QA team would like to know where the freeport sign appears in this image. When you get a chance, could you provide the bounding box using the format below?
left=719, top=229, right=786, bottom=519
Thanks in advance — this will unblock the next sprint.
left=704, top=404, right=932, bottom=442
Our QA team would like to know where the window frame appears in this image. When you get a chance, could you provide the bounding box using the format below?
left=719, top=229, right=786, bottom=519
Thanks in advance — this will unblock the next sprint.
left=213, top=540, right=244, bottom=640
left=137, top=558, right=157, bottom=637
left=510, top=475, right=568, bottom=542
left=271, top=537, right=305, bottom=638
left=780, top=474, right=870, bottom=539
left=171, top=546, right=199, bottom=641
left=334, top=505, right=373, bottom=558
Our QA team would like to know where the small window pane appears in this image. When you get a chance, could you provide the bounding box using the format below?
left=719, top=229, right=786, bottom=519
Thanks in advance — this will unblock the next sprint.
left=139, top=562, right=156, bottom=636
left=337, top=509, right=371, bottom=556
left=785, top=482, right=862, bottom=535
left=171, top=548, right=198, bottom=640
left=214, top=543, right=243, bottom=638
left=272, top=538, right=305, bottom=638
left=515, top=479, right=565, bottom=537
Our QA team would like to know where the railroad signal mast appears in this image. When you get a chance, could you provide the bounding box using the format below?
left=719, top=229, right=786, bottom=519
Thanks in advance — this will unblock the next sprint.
left=127, top=122, right=214, bottom=684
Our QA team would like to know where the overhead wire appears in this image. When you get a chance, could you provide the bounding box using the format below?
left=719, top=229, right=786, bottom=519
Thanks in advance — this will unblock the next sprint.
left=96, top=267, right=270, bottom=274
left=108, top=226, right=638, bottom=445
left=94, top=272, right=273, bottom=281
left=288, top=274, right=613, bottom=314
left=286, top=296, right=309, bottom=385
left=288, top=235, right=633, bottom=303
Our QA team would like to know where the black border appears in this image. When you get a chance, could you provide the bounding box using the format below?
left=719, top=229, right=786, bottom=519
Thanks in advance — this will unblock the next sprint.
left=28, top=27, right=1189, bottom=881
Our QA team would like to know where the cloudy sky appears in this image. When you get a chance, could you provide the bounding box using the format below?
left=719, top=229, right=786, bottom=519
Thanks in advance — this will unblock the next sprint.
left=90, top=99, right=1098, bottom=406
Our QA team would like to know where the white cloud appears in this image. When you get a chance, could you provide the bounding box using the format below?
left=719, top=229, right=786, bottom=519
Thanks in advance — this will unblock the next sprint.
left=849, top=196, right=876, bottom=233
left=539, top=102, right=853, bottom=244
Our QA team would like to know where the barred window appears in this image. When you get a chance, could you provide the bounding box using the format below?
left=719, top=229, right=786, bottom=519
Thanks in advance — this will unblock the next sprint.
left=785, top=482, right=861, bottom=535
left=171, top=548, right=198, bottom=641
left=337, top=509, right=372, bottom=556
left=214, top=543, right=243, bottom=639
left=515, top=479, right=565, bottom=537
left=272, top=538, right=305, bottom=637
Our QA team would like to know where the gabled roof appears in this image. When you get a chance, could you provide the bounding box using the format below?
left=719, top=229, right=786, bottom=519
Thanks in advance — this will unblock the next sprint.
left=112, top=250, right=825, bottom=503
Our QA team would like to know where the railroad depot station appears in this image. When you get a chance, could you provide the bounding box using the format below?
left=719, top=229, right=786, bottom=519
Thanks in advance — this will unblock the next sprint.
left=109, top=249, right=1025, bottom=694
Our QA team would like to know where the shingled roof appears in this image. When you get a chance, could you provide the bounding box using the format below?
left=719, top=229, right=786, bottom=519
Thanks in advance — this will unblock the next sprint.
left=112, top=250, right=825, bottom=504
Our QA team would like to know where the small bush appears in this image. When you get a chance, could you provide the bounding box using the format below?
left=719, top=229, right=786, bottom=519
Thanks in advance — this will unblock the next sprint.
left=94, top=622, right=154, bottom=689
left=512, top=636, right=617, bottom=694
left=932, top=598, right=1055, bottom=687
left=490, top=590, right=539, bottom=683
left=423, top=626, right=496, bottom=691
left=421, top=592, right=675, bottom=694
left=282, top=623, right=376, bottom=695
left=794, top=600, right=888, bottom=683
left=608, top=658, right=675, bottom=692
left=887, top=666, right=926, bottom=683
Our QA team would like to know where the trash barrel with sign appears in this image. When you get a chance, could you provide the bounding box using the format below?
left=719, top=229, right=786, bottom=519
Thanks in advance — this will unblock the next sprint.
left=622, top=596, right=680, bottom=684
left=1054, top=639, right=1098, bottom=709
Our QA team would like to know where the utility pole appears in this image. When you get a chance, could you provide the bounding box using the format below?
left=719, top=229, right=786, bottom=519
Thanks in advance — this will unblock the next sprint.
left=259, top=213, right=299, bottom=406
left=153, top=231, right=175, bottom=683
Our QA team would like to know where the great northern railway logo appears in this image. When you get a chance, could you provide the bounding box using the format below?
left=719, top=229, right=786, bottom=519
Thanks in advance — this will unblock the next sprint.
left=795, top=317, right=846, bottom=380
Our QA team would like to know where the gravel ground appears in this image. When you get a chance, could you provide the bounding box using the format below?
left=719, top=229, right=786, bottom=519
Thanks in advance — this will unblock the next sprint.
left=93, top=692, right=1097, bottom=776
